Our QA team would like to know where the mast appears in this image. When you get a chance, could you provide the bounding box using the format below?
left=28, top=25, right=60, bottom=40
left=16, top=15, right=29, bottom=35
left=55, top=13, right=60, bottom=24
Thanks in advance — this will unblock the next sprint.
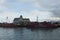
left=6, top=17, right=8, bottom=23
left=6, top=17, right=10, bottom=23
left=37, top=16, right=38, bottom=22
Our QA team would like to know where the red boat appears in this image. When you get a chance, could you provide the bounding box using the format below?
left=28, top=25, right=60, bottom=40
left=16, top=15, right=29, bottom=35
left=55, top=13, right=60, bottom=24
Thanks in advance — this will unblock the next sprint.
left=26, top=22, right=58, bottom=28
left=0, top=23, right=20, bottom=28
left=0, top=22, right=58, bottom=28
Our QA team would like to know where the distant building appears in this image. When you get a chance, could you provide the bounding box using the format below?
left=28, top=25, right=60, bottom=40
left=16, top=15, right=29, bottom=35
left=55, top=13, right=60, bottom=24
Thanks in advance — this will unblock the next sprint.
left=13, top=15, right=30, bottom=25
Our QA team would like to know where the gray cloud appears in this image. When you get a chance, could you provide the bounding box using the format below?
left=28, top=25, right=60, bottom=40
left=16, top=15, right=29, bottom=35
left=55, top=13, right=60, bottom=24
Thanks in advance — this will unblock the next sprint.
left=19, top=0, right=60, bottom=17
left=36, top=0, right=60, bottom=17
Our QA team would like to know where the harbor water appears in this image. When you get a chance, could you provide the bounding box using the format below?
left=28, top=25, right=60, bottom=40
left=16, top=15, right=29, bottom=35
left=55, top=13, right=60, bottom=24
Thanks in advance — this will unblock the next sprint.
left=0, top=27, right=60, bottom=40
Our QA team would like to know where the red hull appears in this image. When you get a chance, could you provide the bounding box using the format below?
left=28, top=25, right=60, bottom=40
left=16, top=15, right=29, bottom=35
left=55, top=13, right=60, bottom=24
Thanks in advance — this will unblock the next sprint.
left=0, top=23, right=20, bottom=28
left=26, top=22, right=58, bottom=28
left=0, top=22, right=59, bottom=28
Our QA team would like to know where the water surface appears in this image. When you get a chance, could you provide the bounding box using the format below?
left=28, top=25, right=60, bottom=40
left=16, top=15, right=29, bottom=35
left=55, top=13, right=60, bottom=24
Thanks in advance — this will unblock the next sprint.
left=0, top=27, right=60, bottom=40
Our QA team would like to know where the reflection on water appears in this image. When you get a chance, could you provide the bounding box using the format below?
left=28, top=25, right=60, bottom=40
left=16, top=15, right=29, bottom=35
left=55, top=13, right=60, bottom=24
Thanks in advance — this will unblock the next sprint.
left=0, top=27, right=60, bottom=40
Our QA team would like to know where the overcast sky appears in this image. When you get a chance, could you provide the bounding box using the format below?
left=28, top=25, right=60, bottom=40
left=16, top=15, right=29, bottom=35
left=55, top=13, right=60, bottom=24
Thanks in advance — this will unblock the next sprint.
left=0, top=0, right=60, bottom=22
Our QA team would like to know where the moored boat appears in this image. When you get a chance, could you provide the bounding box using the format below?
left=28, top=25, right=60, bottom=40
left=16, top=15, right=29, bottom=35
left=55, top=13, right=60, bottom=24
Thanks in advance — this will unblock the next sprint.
left=26, top=22, right=58, bottom=28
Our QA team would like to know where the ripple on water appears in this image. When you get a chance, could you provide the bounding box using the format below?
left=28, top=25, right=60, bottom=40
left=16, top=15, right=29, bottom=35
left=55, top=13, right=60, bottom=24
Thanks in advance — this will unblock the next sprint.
left=0, top=27, right=59, bottom=40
